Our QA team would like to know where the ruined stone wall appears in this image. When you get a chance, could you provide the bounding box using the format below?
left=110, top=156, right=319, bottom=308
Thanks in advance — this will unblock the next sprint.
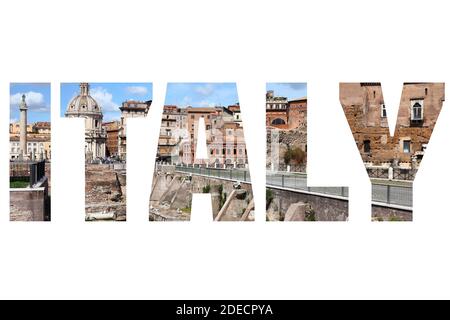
left=267, top=187, right=348, bottom=221
left=10, top=185, right=47, bottom=221
left=266, top=128, right=307, bottom=171
left=340, top=83, right=444, bottom=165
left=372, top=205, right=412, bottom=221
left=191, top=176, right=253, bottom=219
left=85, top=164, right=126, bottom=220
left=150, top=171, right=254, bottom=221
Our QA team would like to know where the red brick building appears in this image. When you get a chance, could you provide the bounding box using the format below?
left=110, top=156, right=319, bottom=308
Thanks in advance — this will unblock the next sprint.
left=103, top=121, right=120, bottom=157
left=266, top=91, right=307, bottom=130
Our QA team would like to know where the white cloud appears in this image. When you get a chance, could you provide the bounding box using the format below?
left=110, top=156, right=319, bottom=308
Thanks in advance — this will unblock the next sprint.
left=10, top=91, right=48, bottom=112
left=195, top=83, right=215, bottom=96
left=179, top=96, right=192, bottom=107
left=179, top=96, right=215, bottom=108
left=126, top=86, right=148, bottom=95
left=90, top=87, right=120, bottom=112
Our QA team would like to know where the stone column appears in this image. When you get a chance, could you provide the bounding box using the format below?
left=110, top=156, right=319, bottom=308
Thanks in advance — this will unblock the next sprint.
left=19, top=94, right=28, bottom=160
left=92, top=140, right=97, bottom=159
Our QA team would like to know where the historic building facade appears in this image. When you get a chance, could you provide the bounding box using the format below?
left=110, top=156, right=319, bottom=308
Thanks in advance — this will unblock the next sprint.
left=65, top=83, right=106, bottom=161
left=340, top=82, right=445, bottom=170
left=266, top=90, right=308, bottom=173
left=266, top=90, right=307, bottom=131
left=118, top=100, right=151, bottom=160
left=10, top=128, right=51, bottom=160
left=156, top=105, right=249, bottom=167
left=157, top=105, right=189, bottom=163
left=266, top=90, right=289, bottom=128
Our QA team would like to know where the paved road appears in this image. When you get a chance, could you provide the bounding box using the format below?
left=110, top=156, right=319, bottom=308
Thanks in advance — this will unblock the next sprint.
left=174, top=166, right=412, bottom=208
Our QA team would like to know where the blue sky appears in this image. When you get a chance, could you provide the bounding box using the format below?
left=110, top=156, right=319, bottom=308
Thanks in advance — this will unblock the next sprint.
left=10, top=83, right=51, bottom=123
left=266, top=83, right=307, bottom=100
left=165, top=83, right=239, bottom=107
left=61, top=83, right=153, bottom=121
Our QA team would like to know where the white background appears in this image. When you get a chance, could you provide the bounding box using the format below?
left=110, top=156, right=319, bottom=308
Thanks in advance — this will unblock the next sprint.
left=1, top=0, right=450, bottom=299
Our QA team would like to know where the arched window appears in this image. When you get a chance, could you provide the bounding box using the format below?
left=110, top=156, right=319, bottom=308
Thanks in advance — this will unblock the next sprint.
left=412, top=102, right=423, bottom=121
left=271, top=118, right=286, bottom=125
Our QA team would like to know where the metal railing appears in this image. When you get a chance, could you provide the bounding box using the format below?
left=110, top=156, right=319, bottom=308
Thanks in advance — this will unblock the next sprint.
left=367, top=168, right=389, bottom=179
left=393, top=168, right=417, bottom=181
left=266, top=172, right=348, bottom=198
left=175, top=165, right=412, bottom=208
left=366, top=167, right=417, bottom=181
left=372, top=183, right=412, bottom=207
left=175, top=165, right=251, bottom=182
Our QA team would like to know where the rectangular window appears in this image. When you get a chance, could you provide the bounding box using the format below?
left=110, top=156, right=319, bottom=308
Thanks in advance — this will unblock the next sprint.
left=403, top=140, right=411, bottom=153
left=191, top=115, right=195, bottom=119
left=210, top=149, right=214, bottom=155
left=381, top=104, right=387, bottom=118
left=363, top=140, right=371, bottom=153
left=233, top=149, right=237, bottom=155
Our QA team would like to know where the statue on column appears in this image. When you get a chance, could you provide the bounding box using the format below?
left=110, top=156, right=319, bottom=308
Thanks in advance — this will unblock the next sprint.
left=19, top=94, right=29, bottom=160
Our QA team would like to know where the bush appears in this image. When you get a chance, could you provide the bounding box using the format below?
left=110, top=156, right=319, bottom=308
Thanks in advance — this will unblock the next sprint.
left=202, top=185, right=211, bottom=193
left=283, top=146, right=306, bottom=166
left=305, top=212, right=316, bottom=221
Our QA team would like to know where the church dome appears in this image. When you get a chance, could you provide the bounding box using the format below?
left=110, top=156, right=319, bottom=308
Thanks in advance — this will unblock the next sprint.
left=65, top=83, right=102, bottom=116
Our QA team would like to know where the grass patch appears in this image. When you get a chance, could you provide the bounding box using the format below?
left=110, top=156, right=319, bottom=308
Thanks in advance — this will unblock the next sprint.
left=180, top=207, right=191, bottom=213
left=10, top=177, right=29, bottom=188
